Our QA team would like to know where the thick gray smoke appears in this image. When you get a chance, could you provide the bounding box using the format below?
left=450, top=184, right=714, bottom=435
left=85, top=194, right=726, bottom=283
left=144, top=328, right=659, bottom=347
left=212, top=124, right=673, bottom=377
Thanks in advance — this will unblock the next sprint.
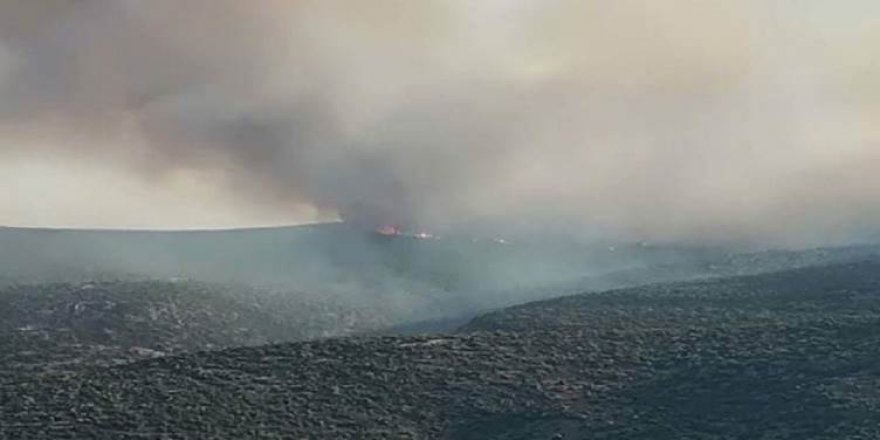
left=1, top=0, right=878, bottom=245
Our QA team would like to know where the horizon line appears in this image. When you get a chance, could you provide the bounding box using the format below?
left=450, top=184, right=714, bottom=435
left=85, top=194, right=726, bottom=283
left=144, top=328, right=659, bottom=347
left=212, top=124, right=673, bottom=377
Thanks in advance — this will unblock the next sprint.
left=0, top=220, right=343, bottom=233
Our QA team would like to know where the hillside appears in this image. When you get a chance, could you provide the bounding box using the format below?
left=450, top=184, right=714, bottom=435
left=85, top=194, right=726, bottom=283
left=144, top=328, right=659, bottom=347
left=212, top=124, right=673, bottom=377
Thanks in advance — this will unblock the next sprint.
left=4, top=260, right=880, bottom=439
left=4, top=224, right=879, bottom=333
left=0, top=224, right=697, bottom=325
left=464, top=258, right=880, bottom=332
left=0, top=280, right=385, bottom=375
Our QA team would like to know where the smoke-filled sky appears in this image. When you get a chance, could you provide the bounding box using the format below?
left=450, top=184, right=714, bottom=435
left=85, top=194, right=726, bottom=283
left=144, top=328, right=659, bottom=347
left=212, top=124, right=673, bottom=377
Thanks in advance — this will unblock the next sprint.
left=0, top=0, right=878, bottom=244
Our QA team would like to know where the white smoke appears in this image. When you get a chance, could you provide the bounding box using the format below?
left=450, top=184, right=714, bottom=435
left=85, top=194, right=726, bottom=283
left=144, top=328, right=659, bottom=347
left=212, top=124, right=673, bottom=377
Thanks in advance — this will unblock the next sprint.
left=0, top=0, right=878, bottom=245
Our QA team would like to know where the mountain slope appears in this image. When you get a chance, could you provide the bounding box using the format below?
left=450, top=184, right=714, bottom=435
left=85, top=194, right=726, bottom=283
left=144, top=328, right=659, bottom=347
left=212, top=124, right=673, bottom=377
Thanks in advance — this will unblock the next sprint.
left=4, top=224, right=880, bottom=332
left=0, top=280, right=385, bottom=374
left=464, top=259, right=880, bottom=332
left=4, top=260, right=880, bottom=439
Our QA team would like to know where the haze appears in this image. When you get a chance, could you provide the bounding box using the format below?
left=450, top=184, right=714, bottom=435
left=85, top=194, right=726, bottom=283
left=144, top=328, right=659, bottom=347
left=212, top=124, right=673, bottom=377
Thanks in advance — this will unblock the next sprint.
left=1, top=0, right=878, bottom=245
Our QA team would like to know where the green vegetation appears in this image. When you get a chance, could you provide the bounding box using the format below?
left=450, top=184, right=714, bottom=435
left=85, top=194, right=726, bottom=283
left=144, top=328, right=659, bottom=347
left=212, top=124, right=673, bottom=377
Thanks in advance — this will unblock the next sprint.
left=3, top=260, right=880, bottom=438
left=0, top=280, right=386, bottom=375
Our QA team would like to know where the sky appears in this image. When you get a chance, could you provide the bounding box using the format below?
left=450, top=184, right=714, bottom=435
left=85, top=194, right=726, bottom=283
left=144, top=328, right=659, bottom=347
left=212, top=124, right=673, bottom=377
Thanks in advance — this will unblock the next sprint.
left=0, top=1, right=878, bottom=245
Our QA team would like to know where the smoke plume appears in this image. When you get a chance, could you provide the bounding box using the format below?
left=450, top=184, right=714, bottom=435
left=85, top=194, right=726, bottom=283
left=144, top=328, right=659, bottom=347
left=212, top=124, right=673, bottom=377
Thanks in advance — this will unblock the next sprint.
left=1, top=0, right=878, bottom=245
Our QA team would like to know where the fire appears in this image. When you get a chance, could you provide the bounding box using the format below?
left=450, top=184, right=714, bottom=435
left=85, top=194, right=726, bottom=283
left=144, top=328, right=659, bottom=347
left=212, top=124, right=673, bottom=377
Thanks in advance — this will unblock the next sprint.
left=375, top=224, right=403, bottom=236
left=374, top=225, right=436, bottom=240
left=373, top=224, right=511, bottom=244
